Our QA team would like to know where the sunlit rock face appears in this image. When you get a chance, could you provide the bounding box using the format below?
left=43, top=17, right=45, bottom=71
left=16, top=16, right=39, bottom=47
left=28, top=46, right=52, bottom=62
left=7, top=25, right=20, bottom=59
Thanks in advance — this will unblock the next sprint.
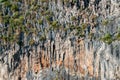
left=0, top=0, right=120, bottom=80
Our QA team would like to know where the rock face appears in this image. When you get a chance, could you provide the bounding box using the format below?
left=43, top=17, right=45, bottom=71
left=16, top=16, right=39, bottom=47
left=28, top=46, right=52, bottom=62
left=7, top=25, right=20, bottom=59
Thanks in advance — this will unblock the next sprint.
left=0, top=0, right=120, bottom=80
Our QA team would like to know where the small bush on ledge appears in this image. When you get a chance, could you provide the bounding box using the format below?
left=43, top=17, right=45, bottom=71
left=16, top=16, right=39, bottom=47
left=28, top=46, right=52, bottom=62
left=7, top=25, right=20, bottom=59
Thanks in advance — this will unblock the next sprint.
left=100, top=33, right=113, bottom=44
left=102, top=19, right=109, bottom=26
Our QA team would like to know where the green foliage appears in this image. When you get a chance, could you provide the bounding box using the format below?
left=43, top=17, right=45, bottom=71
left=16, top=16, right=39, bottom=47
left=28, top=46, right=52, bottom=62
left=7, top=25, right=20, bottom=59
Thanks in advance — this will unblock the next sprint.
left=39, top=19, right=43, bottom=25
left=33, top=5, right=40, bottom=10
left=115, top=33, right=120, bottom=41
left=75, top=26, right=85, bottom=38
left=0, top=0, right=8, bottom=3
left=14, top=19, right=22, bottom=25
left=52, top=21, right=57, bottom=26
left=64, top=0, right=69, bottom=3
left=12, top=12, right=19, bottom=18
left=3, top=15, right=10, bottom=24
left=1, top=0, right=119, bottom=49
left=29, top=39, right=35, bottom=45
left=90, top=14, right=97, bottom=21
left=101, top=33, right=113, bottom=44
left=11, top=4, right=19, bottom=11
left=88, top=32, right=94, bottom=39
left=3, top=1, right=12, bottom=7
left=69, top=25, right=76, bottom=30
left=29, top=27, right=36, bottom=33
left=78, top=33, right=85, bottom=38
left=81, top=23, right=87, bottom=30
left=25, top=11, right=31, bottom=17
left=0, top=34, right=15, bottom=43
left=20, top=26, right=26, bottom=32
left=41, top=0, right=48, bottom=3
left=102, top=19, right=109, bottom=26
left=73, top=0, right=77, bottom=3
left=19, top=15, right=24, bottom=21
left=71, top=16, right=77, bottom=21
left=64, top=27, right=69, bottom=31
left=30, top=5, right=36, bottom=10
left=8, top=34, right=15, bottom=43
left=1, top=35, right=7, bottom=42
left=51, top=21, right=59, bottom=30
left=43, top=10, right=53, bottom=24
left=39, top=35, right=46, bottom=41
left=46, top=15, right=52, bottom=23
left=9, top=19, right=18, bottom=31
left=9, top=18, right=14, bottom=23
left=43, top=10, right=51, bottom=15
left=76, top=26, right=82, bottom=32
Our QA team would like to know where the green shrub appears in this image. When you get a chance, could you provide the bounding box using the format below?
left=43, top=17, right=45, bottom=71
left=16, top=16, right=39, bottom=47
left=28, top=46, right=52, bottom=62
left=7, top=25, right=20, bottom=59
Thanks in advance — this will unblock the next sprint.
left=64, top=27, right=69, bottom=31
left=14, top=19, right=22, bottom=25
left=29, top=39, right=35, bottom=45
left=0, top=0, right=8, bottom=3
left=19, top=15, right=24, bottom=21
left=64, top=0, right=69, bottom=3
left=81, top=23, right=87, bottom=30
left=39, top=35, right=46, bottom=41
left=20, top=26, right=26, bottom=32
left=101, top=33, right=113, bottom=44
left=71, top=16, right=77, bottom=21
left=46, top=15, right=52, bottom=23
left=75, top=26, right=85, bottom=37
left=3, top=15, right=10, bottom=24
left=39, top=19, right=43, bottom=25
left=88, top=32, right=94, bottom=39
left=11, top=4, right=19, bottom=11
left=115, top=33, right=120, bottom=41
left=8, top=34, right=15, bottom=43
left=73, top=0, right=77, bottom=3
left=102, top=19, right=109, bottom=26
left=70, top=25, right=76, bottom=30
left=52, top=21, right=57, bottom=26
left=12, top=12, right=19, bottom=18
left=76, top=26, right=82, bottom=32
left=43, top=10, right=50, bottom=15
left=41, top=0, right=48, bottom=3
left=4, top=1, right=12, bottom=7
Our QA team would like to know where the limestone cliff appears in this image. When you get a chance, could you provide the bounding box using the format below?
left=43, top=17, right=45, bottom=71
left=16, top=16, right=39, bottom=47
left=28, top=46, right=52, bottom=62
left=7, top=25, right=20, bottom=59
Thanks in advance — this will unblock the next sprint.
left=0, top=0, right=120, bottom=80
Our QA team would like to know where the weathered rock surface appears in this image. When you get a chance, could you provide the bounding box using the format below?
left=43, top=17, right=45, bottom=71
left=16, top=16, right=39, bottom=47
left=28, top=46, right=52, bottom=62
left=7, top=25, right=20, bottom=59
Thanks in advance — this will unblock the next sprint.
left=0, top=0, right=120, bottom=80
